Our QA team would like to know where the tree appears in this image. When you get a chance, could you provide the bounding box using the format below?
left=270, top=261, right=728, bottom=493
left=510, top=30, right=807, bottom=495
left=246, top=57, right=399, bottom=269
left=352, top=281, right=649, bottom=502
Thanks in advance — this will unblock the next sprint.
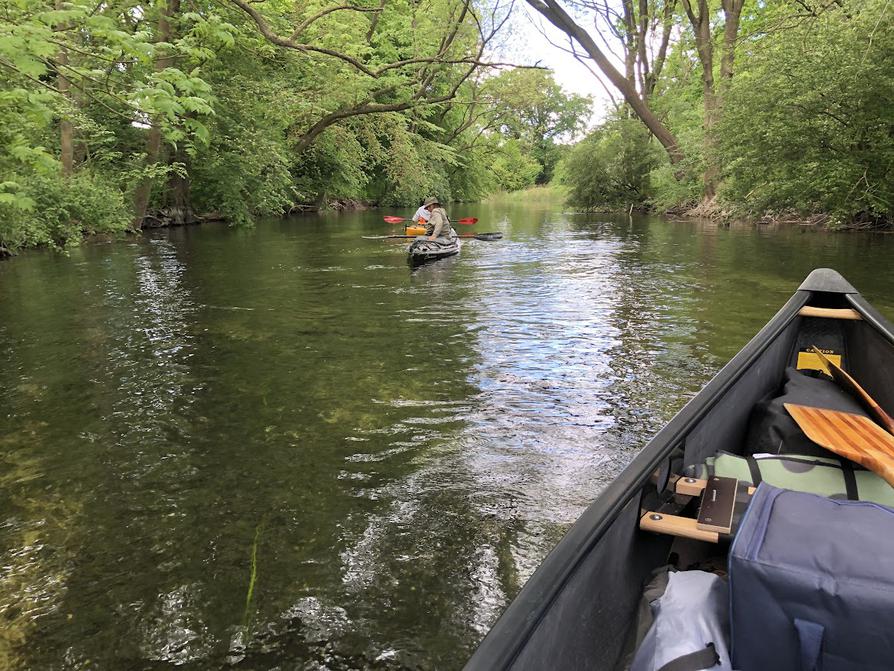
left=526, top=0, right=684, bottom=166
left=678, top=0, right=745, bottom=196
left=227, top=0, right=516, bottom=152
left=482, top=68, right=591, bottom=182
left=562, top=116, right=659, bottom=210
left=717, top=0, right=894, bottom=225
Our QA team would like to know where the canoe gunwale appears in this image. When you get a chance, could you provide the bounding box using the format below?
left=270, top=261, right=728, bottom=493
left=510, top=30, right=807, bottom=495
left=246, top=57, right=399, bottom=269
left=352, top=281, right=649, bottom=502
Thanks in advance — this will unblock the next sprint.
left=465, top=271, right=894, bottom=671
left=848, top=293, right=894, bottom=346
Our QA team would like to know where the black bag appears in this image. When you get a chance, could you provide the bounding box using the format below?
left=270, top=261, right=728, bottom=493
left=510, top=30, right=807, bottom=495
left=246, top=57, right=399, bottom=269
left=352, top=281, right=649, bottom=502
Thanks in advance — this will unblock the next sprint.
left=745, top=368, right=866, bottom=457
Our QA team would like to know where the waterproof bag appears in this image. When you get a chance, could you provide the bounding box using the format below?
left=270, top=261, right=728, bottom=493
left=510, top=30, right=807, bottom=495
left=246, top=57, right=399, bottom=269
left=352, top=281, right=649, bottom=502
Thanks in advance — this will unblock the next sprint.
left=729, top=484, right=894, bottom=671
left=630, top=570, right=732, bottom=671
left=694, top=451, right=894, bottom=506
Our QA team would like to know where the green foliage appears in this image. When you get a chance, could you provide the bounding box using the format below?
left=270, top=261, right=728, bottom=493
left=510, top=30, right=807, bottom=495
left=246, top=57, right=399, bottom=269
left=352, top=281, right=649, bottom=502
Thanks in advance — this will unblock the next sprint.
left=562, top=116, right=659, bottom=210
left=187, top=67, right=299, bottom=224
left=490, top=139, right=542, bottom=192
left=0, top=171, right=129, bottom=252
left=483, top=69, right=592, bottom=183
left=717, top=0, right=894, bottom=224
left=0, top=0, right=593, bottom=251
left=551, top=0, right=892, bottom=226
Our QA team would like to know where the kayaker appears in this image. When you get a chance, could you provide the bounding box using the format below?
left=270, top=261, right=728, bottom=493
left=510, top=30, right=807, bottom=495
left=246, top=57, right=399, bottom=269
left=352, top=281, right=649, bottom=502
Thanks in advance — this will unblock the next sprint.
left=411, top=200, right=431, bottom=226
left=423, top=197, right=454, bottom=240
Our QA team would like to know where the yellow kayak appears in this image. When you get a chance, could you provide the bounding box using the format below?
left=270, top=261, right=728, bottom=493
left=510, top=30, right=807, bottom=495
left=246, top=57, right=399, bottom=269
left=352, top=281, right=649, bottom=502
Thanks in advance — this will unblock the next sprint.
left=405, top=225, right=426, bottom=236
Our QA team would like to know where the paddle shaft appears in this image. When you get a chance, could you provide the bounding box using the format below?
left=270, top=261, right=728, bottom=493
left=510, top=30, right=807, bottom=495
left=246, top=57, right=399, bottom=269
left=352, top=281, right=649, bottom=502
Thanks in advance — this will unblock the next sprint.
left=363, top=233, right=501, bottom=240
left=811, top=346, right=894, bottom=434
left=383, top=216, right=478, bottom=225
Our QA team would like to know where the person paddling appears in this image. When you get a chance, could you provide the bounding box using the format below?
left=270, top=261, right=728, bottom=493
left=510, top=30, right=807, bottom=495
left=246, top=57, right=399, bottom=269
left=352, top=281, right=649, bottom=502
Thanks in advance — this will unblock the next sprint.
left=422, top=196, right=454, bottom=241
left=411, top=200, right=431, bottom=228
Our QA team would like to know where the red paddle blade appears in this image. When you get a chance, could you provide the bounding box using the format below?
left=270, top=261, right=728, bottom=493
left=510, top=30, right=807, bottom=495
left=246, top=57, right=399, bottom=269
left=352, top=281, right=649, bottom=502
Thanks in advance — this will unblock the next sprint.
left=383, top=216, right=406, bottom=224
left=456, top=217, right=478, bottom=225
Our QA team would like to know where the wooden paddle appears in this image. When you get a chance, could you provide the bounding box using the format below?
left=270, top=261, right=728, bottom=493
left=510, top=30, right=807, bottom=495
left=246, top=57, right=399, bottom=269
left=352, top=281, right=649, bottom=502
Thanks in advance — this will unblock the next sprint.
left=811, top=345, right=894, bottom=434
left=785, top=403, right=894, bottom=486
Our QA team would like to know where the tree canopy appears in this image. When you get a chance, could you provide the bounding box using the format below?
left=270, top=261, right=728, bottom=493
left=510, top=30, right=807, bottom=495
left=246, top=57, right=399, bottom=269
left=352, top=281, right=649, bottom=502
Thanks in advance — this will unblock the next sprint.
left=0, top=0, right=596, bottom=252
left=551, top=0, right=893, bottom=226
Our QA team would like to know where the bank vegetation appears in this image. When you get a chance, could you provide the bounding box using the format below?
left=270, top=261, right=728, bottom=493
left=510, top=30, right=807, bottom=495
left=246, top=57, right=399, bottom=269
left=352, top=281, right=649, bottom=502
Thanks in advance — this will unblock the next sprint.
left=551, top=0, right=893, bottom=229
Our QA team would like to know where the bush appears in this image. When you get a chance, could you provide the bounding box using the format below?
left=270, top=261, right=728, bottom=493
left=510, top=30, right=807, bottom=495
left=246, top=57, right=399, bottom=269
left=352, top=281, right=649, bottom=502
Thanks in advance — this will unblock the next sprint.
left=562, top=116, right=660, bottom=210
left=0, top=171, right=130, bottom=253
left=716, top=0, right=894, bottom=225
left=490, top=139, right=542, bottom=192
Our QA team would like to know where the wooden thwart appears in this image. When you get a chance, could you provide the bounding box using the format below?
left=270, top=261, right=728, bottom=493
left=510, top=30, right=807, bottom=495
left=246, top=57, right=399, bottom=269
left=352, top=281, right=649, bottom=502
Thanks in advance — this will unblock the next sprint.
left=785, top=404, right=894, bottom=486
left=798, top=306, right=862, bottom=320
left=640, top=512, right=720, bottom=543
left=641, top=476, right=752, bottom=542
left=672, top=476, right=755, bottom=497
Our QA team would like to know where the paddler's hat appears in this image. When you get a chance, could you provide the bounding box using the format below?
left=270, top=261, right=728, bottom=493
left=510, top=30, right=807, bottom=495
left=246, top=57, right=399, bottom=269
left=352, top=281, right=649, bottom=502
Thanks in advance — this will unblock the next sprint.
left=423, top=196, right=440, bottom=208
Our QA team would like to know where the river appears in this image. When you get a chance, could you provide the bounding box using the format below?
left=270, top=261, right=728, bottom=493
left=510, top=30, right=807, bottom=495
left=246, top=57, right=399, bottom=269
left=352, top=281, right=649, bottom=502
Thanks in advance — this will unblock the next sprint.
left=1, top=202, right=892, bottom=669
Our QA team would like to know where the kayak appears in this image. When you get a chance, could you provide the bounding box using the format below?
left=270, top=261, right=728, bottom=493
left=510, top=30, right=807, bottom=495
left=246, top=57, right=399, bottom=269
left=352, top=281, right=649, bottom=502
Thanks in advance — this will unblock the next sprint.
left=465, top=268, right=894, bottom=671
left=405, top=225, right=427, bottom=236
left=407, top=236, right=461, bottom=265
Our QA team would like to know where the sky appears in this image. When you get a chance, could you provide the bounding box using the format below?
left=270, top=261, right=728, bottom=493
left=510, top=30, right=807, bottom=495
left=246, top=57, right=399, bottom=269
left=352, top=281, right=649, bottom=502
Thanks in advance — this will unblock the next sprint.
left=499, top=3, right=620, bottom=127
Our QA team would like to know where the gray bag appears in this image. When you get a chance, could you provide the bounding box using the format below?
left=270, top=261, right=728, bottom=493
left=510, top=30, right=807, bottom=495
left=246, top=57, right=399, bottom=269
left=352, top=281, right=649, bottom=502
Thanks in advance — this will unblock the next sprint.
left=729, top=484, right=894, bottom=671
left=630, top=570, right=732, bottom=671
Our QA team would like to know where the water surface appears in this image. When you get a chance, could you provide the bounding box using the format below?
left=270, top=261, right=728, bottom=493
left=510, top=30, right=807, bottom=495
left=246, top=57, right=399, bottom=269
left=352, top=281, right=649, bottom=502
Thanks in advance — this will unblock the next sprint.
left=1, top=205, right=892, bottom=669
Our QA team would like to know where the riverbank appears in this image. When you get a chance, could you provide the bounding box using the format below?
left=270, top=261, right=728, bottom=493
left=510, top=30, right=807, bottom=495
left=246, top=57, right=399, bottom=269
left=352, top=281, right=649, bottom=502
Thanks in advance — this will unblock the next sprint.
left=548, top=186, right=892, bottom=232
left=3, top=187, right=888, bottom=261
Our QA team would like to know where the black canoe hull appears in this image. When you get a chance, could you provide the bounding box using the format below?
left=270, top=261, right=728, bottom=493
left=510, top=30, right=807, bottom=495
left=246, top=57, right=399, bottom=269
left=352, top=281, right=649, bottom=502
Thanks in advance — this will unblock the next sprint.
left=465, top=269, right=894, bottom=671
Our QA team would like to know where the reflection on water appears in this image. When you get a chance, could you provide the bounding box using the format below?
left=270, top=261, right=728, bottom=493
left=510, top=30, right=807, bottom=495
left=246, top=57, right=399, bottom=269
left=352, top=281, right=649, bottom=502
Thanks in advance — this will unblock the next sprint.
left=0, top=207, right=892, bottom=669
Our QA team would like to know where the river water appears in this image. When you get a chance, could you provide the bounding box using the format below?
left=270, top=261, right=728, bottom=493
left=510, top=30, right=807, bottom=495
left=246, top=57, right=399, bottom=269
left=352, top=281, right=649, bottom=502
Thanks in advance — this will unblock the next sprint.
left=1, top=203, right=892, bottom=669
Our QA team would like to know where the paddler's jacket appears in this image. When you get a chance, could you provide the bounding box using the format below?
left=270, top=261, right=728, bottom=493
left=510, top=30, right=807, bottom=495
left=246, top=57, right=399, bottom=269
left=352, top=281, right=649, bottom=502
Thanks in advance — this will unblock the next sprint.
left=425, top=207, right=454, bottom=238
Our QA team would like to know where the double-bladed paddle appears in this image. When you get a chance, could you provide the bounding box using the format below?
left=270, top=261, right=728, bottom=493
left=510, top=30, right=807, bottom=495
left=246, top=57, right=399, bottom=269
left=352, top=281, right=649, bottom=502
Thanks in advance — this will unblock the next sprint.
left=362, top=232, right=502, bottom=241
left=383, top=216, right=479, bottom=226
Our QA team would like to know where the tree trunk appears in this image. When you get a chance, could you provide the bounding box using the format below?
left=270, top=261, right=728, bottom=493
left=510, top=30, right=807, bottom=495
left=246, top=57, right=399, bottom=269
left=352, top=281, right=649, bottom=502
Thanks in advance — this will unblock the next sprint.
left=527, top=0, right=684, bottom=167
left=131, top=0, right=181, bottom=230
left=56, top=0, right=73, bottom=177
left=165, top=146, right=193, bottom=225
left=681, top=0, right=718, bottom=197
left=720, top=0, right=745, bottom=82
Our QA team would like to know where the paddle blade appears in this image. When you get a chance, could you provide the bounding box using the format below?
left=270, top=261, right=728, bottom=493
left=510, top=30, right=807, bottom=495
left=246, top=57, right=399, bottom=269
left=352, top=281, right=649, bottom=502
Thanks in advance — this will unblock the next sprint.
left=785, top=404, right=894, bottom=486
left=811, top=345, right=894, bottom=434
left=458, top=232, right=502, bottom=240
left=383, top=216, right=406, bottom=224
left=456, top=217, right=478, bottom=225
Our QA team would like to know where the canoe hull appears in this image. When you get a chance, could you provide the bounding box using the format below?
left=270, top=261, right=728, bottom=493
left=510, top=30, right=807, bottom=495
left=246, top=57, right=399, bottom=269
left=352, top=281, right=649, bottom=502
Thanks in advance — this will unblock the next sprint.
left=464, top=268, right=894, bottom=671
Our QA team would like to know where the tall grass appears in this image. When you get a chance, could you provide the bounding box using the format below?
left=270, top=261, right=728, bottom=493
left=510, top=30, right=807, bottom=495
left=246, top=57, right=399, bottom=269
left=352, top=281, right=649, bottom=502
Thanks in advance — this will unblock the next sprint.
left=484, top=184, right=567, bottom=204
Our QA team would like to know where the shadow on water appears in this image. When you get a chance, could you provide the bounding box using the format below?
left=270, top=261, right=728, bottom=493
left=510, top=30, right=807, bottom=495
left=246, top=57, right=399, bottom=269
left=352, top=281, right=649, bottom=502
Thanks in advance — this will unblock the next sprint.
left=0, top=205, right=893, bottom=669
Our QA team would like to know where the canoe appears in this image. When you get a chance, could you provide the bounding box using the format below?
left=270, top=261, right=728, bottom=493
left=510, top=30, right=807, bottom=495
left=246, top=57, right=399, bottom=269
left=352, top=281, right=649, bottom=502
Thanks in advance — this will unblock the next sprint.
left=407, top=236, right=462, bottom=265
left=465, top=268, right=894, bottom=670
